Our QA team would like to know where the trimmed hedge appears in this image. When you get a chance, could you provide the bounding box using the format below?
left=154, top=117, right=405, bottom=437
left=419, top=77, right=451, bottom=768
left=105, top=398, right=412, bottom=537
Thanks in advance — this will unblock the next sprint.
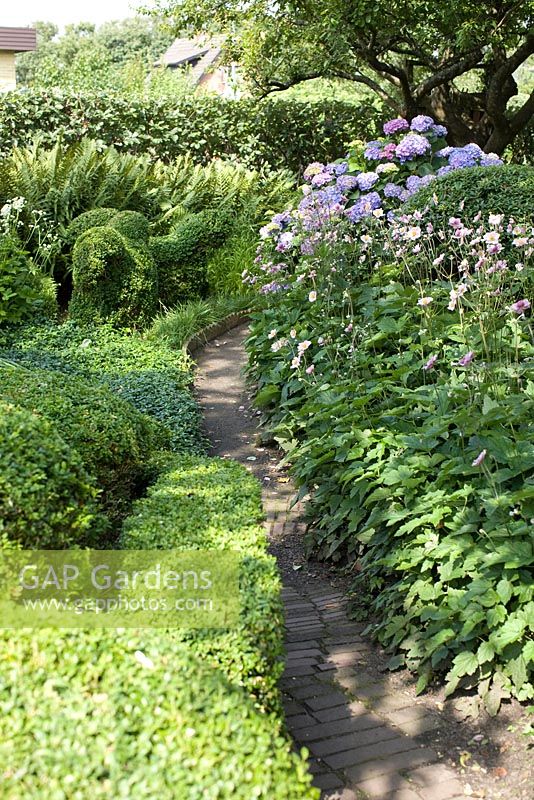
left=0, top=633, right=317, bottom=799
left=0, top=88, right=382, bottom=172
left=0, top=455, right=319, bottom=799
left=0, top=402, right=105, bottom=549
left=120, top=456, right=283, bottom=709
left=64, top=207, right=118, bottom=244
left=69, top=226, right=159, bottom=327
left=404, top=164, right=534, bottom=224
left=110, top=209, right=151, bottom=243
left=0, top=363, right=168, bottom=531
left=151, top=211, right=230, bottom=307
left=0, top=320, right=206, bottom=458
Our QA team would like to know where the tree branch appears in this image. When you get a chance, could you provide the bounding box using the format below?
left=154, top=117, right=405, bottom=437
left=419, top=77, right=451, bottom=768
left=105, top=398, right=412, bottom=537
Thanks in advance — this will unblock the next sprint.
left=509, top=87, right=534, bottom=134
left=414, top=48, right=484, bottom=100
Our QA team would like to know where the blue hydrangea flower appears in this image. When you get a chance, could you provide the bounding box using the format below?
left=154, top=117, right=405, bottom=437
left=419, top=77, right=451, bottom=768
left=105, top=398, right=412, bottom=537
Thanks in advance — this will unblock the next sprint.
left=406, top=175, right=423, bottom=194
left=357, top=172, right=379, bottom=191
left=437, top=165, right=454, bottom=176
left=271, top=211, right=292, bottom=228
left=432, top=124, right=448, bottom=138
left=448, top=149, right=477, bottom=168
left=480, top=154, right=503, bottom=166
left=364, top=141, right=383, bottom=160
left=436, top=147, right=453, bottom=157
left=383, top=118, right=410, bottom=135
left=383, top=182, right=403, bottom=198
left=410, top=115, right=435, bottom=133
left=395, top=133, right=431, bottom=162
left=337, top=174, right=360, bottom=192
left=333, top=161, right=349, bottom=176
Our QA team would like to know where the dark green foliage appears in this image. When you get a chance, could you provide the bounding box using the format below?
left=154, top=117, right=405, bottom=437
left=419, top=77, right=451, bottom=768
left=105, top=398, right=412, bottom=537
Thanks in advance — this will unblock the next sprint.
left=404, top=165, right=534, bottom=224
left=108, top=371, right=205, bottom=454
left=151, top=211, right=230, bottom=307
left=0, top=235, right=56, bottom=324
left=110, top=209, right=151, bottom=243
left=0, top=364, right=168, bottom=530
left=69, top=226, right=159, bottom=327
left=0, top=401, right=104, bottom=549
left=0, top=89, right=381, bottom=172
left=64, top=207, right=118, bottom=244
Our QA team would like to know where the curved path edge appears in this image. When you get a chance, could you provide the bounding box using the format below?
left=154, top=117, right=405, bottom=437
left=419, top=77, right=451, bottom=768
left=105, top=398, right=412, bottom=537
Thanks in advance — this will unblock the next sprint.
left=192, top=322, right=517, bottom=800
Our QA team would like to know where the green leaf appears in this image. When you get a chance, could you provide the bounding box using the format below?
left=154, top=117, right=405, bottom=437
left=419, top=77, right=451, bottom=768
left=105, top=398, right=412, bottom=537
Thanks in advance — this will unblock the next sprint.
left=496, top=578, right=513, bottom=605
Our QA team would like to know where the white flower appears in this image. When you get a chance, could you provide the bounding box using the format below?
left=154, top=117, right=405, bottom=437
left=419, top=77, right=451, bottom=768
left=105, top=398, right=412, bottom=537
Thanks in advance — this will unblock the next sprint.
left=488, top=213, right=503, bottom=226
left=372, top=208, right=384, bottom=218
left=308, top=291, right=317, bottom=302
left=483, top=231, right=500, bottom=245
left=289, top=328, right=297, bottom=339
left=134, top=651, right=155, bottom=670
left=513, top=237, right=528, bottom=247
left=360, top=234, right=373, bottom=244
left=406, top=226, right=421, bottom=241
left=267, top=329, right=277, bottom=339
left=290, top=356, right=301, bottom=369
left=417, top=296, right=433, bottom=307
left=297, top=340, right=312, bottom=354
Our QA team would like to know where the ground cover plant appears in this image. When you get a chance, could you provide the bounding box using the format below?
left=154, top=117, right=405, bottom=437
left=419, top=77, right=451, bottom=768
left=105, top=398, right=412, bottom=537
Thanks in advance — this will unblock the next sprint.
left=245, top=115, right=534, bottom=713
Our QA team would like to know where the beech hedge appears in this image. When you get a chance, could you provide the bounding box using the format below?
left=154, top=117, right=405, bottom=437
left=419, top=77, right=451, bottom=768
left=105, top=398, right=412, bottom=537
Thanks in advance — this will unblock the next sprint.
left=0, top=89, right=382, bottom=172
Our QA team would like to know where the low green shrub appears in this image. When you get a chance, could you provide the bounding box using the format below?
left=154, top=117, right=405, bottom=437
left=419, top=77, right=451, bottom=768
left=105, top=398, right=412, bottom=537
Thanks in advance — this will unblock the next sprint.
left=404, top=164, right=534, bottom=224
left=0, top=235, right=57, bottom=324
left=0, top=363, right=168, bottom=530
left=0, top=630, right=318, bottom=799
left=0, top=401, right=105, bottom=549
left=110, top=209, right=151, bottom=243
left=0, top=320, right=205, bottom=458
left=0, top=454, right=318, bottom=798
left=64, top=207, right=118, bottom=244
left=109, top=371, right=204, bottom=454
left=69, top=226, right=159, bottom=327
left=120, top=456, right=283, bottom=709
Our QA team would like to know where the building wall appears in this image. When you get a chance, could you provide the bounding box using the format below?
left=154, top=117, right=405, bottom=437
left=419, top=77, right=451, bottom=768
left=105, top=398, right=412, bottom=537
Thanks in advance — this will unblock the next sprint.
left=0, top=51, right=16, bottom=92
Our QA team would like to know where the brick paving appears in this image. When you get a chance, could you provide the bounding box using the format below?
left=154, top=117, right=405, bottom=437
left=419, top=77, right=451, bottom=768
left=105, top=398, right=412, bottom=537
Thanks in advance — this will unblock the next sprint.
left=194, top=322, right=470, bottom=800
left=265, top=494, right=465, bottom=800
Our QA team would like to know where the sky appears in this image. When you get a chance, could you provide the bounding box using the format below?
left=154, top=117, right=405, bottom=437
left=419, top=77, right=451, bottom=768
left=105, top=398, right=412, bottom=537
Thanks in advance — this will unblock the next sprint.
left=1, top=0, right=152, bottom=29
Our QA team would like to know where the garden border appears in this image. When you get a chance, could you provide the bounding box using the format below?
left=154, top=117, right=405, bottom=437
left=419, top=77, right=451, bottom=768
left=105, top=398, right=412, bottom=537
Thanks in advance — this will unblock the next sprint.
left=184, top=310, right=252, bottom=357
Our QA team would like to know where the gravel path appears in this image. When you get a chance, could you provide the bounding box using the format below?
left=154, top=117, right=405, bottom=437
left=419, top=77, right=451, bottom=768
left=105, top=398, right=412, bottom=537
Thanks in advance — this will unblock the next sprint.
left=193, top=323, right=532, bottom=800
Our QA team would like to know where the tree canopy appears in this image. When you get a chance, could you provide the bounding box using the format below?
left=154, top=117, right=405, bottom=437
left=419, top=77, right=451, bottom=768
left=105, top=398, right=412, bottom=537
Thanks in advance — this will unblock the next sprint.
left=152, top=0, right=534, bottom=152
left=16, top=18, right=181, bottom=95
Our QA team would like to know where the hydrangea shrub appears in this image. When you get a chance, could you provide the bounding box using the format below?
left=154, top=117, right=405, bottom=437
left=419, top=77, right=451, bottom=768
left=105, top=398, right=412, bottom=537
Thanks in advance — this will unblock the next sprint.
left=244, top=115, right=503, bottom=289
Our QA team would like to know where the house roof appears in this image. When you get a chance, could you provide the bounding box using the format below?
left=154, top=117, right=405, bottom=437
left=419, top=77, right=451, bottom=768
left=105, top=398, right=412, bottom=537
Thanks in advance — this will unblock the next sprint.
left=0, top=26, right=37, bottom=52
left=156, top=36, right=224, bottom=84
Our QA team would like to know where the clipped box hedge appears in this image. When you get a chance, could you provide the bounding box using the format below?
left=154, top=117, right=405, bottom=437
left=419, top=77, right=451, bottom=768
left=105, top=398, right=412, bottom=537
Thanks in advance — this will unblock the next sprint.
left=0, top=455, right=319, bottom=799
left=0, top=321, right=205, bottom=455
left=0, top=363, right=168, bottom=537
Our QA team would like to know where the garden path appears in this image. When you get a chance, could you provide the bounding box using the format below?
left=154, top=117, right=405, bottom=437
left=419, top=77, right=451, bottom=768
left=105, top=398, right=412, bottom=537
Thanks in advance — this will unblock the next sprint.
left=194, top=322, right=527, bottom=800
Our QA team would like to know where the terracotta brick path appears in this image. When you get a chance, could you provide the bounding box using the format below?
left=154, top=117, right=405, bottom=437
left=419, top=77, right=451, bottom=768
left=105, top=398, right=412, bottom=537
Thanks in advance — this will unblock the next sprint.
left=194, top=322, right=471, bottom=800
left=265, top=495, right=466, bottom=800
